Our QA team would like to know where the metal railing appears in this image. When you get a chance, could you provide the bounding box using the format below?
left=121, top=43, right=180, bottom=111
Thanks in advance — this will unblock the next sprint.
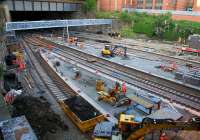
left=122, top=8, right=200, bottom=16
left=5, top=19, right=112, bottom=31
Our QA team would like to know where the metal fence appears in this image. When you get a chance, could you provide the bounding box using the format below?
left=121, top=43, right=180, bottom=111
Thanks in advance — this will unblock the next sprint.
left=5, top=19, right=112, bottom=31
left=123, top=8, right=200, bottom=16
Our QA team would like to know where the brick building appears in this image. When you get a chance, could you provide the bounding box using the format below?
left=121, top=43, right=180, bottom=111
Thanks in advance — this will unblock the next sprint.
left=97, top=0, right=200, bottom=22
left=97, top=0, right=200, bottom=12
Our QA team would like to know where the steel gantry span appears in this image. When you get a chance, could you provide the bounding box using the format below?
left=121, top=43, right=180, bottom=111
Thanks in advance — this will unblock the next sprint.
left=5, top=19, right=112, bottom=31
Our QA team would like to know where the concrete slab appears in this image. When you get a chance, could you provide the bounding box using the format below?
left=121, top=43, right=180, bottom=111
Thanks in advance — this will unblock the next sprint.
left=147, top=106, right=183, bottom=121
left=45, top=36, right=197, bottom=88
left=40, top=49, right=177, bottom=124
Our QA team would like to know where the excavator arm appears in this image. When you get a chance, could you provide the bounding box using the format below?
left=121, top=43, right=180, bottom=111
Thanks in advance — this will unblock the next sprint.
left=127, top=117, right=200, bottom=140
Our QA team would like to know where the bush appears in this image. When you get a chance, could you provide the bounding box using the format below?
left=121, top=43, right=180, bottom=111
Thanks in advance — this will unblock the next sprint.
left=119, top=12, right=132, bottom=23
left=120, top=26, right=135, bottom=38
left=95, top=11, right=200, bottom=42
left=133, top=15, right=156, bottom=37
left=96, top=11, right=120, bottom=19
left=83, top=0, right=96, bottom=13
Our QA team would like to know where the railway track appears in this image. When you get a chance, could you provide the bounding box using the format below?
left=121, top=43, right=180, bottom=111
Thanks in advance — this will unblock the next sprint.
left=21, top=40, right=76, bottom=101
left=24, top=36, right=200, bottom=112
left=71, top=31, right=200, bottom=67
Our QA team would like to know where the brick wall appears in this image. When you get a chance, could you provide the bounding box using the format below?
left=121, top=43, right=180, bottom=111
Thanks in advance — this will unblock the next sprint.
left=172, top=14, right=200, bottom=22
left=176, top=0, right=188, bottom=10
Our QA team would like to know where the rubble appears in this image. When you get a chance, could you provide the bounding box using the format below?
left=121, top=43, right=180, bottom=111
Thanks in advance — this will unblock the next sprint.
left=11, top=95, right=68, bottom=139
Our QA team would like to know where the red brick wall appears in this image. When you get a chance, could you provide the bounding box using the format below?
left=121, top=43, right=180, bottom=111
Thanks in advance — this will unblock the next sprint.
left=162, top=0, right=175, bottom=10
left=176, top=0, right=188, bottom=10
left=172, top=14, right=200, bottom=22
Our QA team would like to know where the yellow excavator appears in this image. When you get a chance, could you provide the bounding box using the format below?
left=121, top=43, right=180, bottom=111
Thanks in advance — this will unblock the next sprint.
left=119, top=114, right=200, bottom=140
left=101, top=45, right=127, bottom=58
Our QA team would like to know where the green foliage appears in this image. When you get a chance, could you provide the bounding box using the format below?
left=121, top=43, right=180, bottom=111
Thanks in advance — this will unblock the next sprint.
left=154, top=14, right=175, bottom=38
left=133, top=14, right=156, bottom=37
left=83, top=0, right=96, bottom=13
left=96, top=11, right=120, bottom=19
left=95, top=11, right=200, bottom=41
left=119, top=12, right=132, bottom=23
left=120, top=26, right=135, bottom=38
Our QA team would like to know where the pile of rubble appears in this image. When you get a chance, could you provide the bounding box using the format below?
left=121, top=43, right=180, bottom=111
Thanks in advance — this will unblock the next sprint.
left=11, top=95, right=68, bottom=139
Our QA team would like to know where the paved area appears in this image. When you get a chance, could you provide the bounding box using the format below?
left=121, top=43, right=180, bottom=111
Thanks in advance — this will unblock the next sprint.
left=41, top=49, right=185, bottom=122
left=44, top=36, right=199, bottom=89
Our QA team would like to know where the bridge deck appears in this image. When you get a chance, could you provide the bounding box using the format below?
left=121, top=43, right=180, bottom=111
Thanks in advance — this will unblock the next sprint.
left=5, top=19, right=112, bottom=31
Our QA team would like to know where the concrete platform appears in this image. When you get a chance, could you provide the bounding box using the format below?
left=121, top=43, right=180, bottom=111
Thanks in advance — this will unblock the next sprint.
left=40, top=49, right=184, bottom=123
left=44, top=36, right=200, bottom=89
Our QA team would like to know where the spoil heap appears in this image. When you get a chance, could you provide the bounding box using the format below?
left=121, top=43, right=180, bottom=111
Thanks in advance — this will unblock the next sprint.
left=12, top=95, right=68, bottom=139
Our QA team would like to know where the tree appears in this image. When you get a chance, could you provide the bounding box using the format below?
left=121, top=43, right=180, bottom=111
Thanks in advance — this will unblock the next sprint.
left=154, top=13, right=174, bottom=38
left=83, top=0, right=96, bottom=13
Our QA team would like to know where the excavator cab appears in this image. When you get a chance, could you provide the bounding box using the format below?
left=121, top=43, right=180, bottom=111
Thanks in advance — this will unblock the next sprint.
left=101, top=45, right=113, bottom=57
left=101, top=45, right=127, bottom=58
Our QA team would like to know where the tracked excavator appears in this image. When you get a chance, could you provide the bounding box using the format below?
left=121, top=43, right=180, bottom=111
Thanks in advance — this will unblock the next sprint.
left=101, top=45, right=127, bottom=58
left=119, top=114, right=200, bottom=140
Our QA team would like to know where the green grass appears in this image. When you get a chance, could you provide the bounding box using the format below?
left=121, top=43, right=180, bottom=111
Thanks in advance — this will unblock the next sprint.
left=120, top=26, right=136, bottom=38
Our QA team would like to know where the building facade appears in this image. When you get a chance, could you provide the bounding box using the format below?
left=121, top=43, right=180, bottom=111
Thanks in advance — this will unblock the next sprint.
left=98, top=0, right=200, bottom=12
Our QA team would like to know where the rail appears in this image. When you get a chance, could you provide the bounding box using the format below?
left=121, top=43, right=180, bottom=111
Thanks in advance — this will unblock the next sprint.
left=5, top=19, right=112, bottom=31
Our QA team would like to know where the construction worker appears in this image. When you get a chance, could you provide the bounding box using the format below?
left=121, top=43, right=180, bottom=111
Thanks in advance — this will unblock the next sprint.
left=122, top=81, right=127, bottom=96
left=160, top=133, right=168, bottom=140
left=115, top=81, right=120, bottom=92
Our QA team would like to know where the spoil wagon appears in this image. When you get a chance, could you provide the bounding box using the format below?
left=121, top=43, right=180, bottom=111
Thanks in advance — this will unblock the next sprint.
left=59, top=96, right=105, bottom=132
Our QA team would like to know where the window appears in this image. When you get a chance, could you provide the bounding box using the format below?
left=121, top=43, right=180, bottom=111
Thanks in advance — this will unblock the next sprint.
left=156, top=0, right=163, bottom=9
left=137, top=0, right=144, bottom=9
left=197, top=0, right=200, bottom=7
left=146, top=0, right=153, bottom=9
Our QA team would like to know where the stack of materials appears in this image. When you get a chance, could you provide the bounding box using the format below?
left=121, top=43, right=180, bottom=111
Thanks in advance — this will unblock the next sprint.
left=175, top=70, right=200, bottom=86
left=93, top=121, right=114, bottom=138
left=0, top=116, right=37, bottom=140
left=188, top=34, right=200, bottom=49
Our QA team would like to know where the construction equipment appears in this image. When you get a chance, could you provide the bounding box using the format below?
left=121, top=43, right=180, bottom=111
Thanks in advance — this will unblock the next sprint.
left=119, top=114, right=200, bottom=140
left=97, top=82, right=130, bottom=106
left=67, top=37, right=78, bottom=44
left=101, top=45, right=127, bottom=58
left=96, top=80, right=105, bottom=91
left=59, top=96, right=105, bottom=132
left=155, top=63, right=177, bottom=72
left=108, top=32, right=121, bottom=38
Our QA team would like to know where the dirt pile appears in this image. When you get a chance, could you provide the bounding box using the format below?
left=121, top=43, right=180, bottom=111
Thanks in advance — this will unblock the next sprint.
left=64, top=96, right=101, bottom=121
left=12, top=95, right=68, bottom=139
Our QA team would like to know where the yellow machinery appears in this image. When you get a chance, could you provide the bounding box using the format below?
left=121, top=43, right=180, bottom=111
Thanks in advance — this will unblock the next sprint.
left=101, top=45, right=112, bottom=57
left=96, top=81, right=130, bottom=106
left=97, top=81, right=121, bottom=105
left=101, top=45, right=127, bottom=58
left=118, top=114, right=200, bottom=140
left=97, top=91, right=117, bottom=105
left=96, top=80, right=105, bottom=91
